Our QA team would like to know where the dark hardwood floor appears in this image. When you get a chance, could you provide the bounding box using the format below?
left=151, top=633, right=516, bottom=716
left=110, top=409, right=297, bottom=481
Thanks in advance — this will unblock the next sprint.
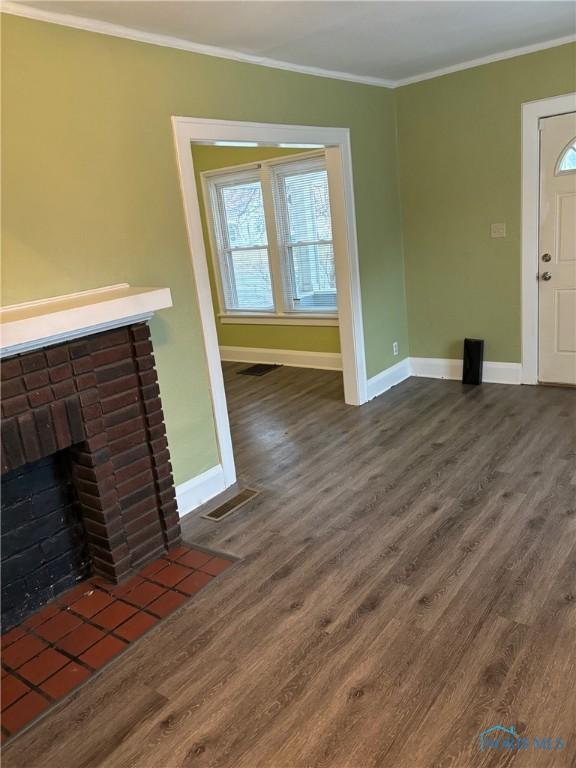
left=4, top=365, right=576, bottom=767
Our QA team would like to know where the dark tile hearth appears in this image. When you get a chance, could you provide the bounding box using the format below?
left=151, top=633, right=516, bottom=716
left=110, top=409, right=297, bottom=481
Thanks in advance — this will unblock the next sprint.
left=1, top=542, right=235, bottom=743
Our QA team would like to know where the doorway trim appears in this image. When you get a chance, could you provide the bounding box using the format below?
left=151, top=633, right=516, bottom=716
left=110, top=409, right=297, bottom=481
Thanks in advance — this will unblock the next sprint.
left=521, top=92, right=576, bottom=384
left=171, top=116, right=367, bottom=490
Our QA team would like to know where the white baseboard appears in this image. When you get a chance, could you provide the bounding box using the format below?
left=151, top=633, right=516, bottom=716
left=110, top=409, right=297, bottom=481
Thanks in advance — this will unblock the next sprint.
left=366, top=357, right=412, bottom=400
left=366, top=356, right=522, bottom=402
left=410, top=357, right=463, bottom=381
left=175, top=464, right=227, bottom=518
left=220, top=347, right=521, bottom=387
left=219, top=345, right=342, bottom=371
left=477, top=361, right=522, bottom=385
left=410, top=357, right=522, bottom=385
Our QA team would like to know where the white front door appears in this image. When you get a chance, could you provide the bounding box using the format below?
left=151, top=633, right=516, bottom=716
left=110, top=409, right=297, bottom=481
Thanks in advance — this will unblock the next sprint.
left=538, top=112, right=576, bottom=385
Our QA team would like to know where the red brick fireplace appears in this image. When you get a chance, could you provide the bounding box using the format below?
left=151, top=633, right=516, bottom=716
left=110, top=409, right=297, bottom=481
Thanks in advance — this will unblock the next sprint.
left=1, top=294, right=181, bottom=630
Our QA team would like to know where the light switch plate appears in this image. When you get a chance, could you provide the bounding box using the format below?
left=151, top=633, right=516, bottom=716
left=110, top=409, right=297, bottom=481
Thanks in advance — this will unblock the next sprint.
left=491, top=222, right=507, bottom=238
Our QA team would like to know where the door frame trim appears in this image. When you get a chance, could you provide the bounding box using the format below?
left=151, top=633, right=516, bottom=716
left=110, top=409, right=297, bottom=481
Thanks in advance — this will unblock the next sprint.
left=171, top=116, right=368, bottom=490
left=521, top=92, right=576, bottom=384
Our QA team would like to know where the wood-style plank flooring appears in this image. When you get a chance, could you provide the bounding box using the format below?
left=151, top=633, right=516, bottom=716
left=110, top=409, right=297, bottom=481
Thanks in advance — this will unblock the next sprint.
left=4, top=365, right=576, bottom=768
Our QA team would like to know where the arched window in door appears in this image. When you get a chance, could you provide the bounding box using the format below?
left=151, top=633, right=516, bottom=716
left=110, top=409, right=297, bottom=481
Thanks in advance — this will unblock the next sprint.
left=557, top=139, right=576, bottom=173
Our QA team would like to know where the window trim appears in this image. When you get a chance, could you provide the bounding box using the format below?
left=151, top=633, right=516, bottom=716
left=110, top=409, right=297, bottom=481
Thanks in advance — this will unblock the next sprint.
left=201, top=151, right=339, bottom=325
left=218, top=313, right=339, bottom=326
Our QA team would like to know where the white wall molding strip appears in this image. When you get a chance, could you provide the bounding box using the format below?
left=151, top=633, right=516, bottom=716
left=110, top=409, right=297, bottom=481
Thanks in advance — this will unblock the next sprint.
left=219, top=350, right=522, bottom=386
left=0, top=2, right=394, bottom=88
left=366, top=357, right=412, bottom=400
left=366, top=357, right=523, bottom=402
left=394, top=35, right=576, bottom=87
left=219, top=345, right=343, bottom=371
left=0, top=284, right=172, bottom=358
left=410, top=357, right=522, bottom=385
left=2, top=2, right=574, bottom=90
left=175, top=464, right=226, bottom=518
left=410, top=357, right=463, bottom=381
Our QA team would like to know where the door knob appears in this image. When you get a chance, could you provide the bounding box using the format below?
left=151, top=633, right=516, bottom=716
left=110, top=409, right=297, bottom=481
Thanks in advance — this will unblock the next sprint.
left=541, top=253, right=552, bottom=262
left=541, top=272, right=552, bottom=281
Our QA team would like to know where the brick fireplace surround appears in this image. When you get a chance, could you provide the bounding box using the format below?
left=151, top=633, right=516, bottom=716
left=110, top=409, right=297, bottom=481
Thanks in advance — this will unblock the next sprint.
left=1, top=322, right=182, bottom=609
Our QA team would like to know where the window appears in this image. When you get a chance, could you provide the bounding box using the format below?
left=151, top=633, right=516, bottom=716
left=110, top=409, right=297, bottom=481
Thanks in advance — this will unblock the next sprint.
left=557, top=140, right=576, bottom=173
left=272, top=159, right=337, bottom=312
left=203, top=153, right=338, bottom=320
left=207, top=171, right=274, bottom=311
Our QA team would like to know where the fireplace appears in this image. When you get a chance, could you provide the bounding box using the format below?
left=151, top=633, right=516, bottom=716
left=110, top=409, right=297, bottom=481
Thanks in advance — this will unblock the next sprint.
left=0, top=286, right=180, bottom=629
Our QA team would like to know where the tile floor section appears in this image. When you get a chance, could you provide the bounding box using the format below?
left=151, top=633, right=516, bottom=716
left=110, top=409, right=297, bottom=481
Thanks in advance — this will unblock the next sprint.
left=1, top=544, right=235, bottom=743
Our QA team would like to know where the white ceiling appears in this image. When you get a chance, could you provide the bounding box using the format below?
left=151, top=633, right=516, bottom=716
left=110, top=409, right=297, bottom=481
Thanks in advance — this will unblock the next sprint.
left=7, top=1, right=576, bottom=85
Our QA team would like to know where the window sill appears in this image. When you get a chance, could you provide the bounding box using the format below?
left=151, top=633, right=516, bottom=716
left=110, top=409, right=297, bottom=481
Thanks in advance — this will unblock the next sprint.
left=218, top=313, right=339, bottom=327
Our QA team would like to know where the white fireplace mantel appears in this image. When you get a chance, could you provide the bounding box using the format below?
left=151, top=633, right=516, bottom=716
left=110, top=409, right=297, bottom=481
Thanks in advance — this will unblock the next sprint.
left=0, top=284, right=173, bottom=358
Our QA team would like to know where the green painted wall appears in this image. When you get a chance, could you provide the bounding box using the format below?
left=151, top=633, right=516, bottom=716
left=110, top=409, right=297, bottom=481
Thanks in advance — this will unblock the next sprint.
left=6, top=15, right=567, bottom=490
left=2, top=14, right=406, bottom=486
left=191, top=145, right=341, bottom=354
left=397, top=43, right=576, bottom=362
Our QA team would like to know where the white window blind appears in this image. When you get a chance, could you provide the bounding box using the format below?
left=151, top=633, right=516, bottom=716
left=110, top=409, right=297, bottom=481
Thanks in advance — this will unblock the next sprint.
left=203, top=153, right=338, bottom=319
left=272, top=158, right=337, bottom=312
left=207, top=170, right=275, bottom=312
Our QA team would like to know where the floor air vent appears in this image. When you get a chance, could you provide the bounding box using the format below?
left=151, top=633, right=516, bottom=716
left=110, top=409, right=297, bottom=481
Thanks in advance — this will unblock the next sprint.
left=237, top=363, right=282, bottom=376
left=201, top=488, right=259, bottom=521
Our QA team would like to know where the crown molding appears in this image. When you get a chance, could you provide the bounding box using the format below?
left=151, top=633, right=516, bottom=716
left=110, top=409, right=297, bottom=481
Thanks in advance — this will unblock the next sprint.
left=0, top=2, right=395, bottom=88
left=1, top=2, right=574, bottom=90
left=394, top=34, right=576, bottom=87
